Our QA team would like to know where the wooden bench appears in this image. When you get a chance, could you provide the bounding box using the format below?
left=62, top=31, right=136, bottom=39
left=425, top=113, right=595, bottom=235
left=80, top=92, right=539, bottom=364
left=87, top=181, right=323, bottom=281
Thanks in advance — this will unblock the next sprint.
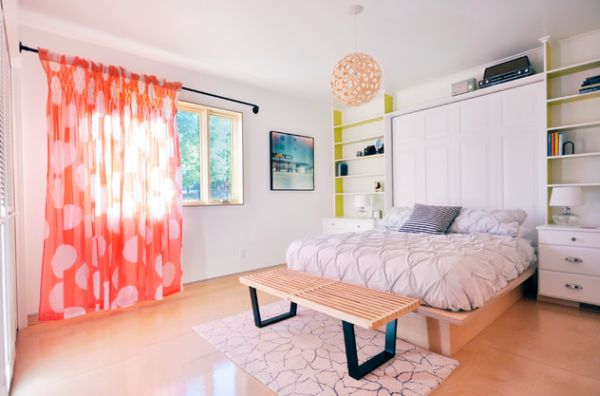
left=239, top=268, right=420, bottom=380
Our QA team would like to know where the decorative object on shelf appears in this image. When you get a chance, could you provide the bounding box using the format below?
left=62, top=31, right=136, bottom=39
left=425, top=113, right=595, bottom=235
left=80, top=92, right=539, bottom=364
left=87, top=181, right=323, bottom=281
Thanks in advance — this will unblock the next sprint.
left=451, top=78, right=477, bottom=96
left=337, top=161, right=348, bottom=176
left=355, top=150, right=363, bottom=157
left=354, top=194, right=370, bottom=217
left=579, top=74, right=600, bottom=94
left=374, top=181, right=384, bottom=192
left=550, top=186, right=583, bottom=225
left=330, top=5, right=381, bottom=106
left=374, top=139, right=384, bottom=154
left=363, top=144, right=376, bottom=156
left=563, top=141, right=575, bottom=155
left=270, top=131, right=314, bottom=191
left=479, top=56, right=533, bottom=89
left=372, top=209, right=382, bottom=219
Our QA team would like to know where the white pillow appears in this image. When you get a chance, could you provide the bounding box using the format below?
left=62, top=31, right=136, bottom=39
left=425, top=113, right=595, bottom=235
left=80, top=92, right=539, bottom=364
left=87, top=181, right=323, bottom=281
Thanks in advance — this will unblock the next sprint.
left=381, top=207, right=412, bottom=229
left=448, top=208, right=528, bottom=237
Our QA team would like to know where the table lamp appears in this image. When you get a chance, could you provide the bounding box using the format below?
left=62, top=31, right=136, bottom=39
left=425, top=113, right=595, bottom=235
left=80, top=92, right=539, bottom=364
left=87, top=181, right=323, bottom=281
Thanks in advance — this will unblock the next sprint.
left=549, top=186, right=583, bottom=225
left=354, top=195, right=369, bottom=218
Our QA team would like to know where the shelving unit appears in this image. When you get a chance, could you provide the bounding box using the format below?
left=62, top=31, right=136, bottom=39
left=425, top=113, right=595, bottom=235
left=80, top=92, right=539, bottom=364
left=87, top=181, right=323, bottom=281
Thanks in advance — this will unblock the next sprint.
left=547, top=120, right=600, bottom=132
left=334, top=134, right=384, bottom=146
left=333, top=94, right=393, bottom=218
left=546, top=57, right=600, bottom=77
left=335, top=172, right=384, bottom=180
left=546, top=89, right=600, bottom=105
left=547, top=152, right=600, bottom=160
left=335, top=192, right=385, bottom=196
left=542, top=37, right=600, bottom=224
left=547, top=183, right=600, bottom=187
left=337, top=115, right=385, bottom=129
left=334, top=153, right=384, bottom=163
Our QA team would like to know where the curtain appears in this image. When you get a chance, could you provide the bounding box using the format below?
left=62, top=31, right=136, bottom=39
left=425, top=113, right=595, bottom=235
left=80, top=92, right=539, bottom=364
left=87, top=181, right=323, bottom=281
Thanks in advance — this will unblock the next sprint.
left=38, top=49, right=183, bottom=321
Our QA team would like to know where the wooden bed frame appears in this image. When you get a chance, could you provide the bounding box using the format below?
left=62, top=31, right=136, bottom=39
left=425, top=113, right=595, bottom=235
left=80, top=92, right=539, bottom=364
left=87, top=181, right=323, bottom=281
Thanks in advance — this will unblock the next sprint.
left=387, top=267, right=536, bottom=356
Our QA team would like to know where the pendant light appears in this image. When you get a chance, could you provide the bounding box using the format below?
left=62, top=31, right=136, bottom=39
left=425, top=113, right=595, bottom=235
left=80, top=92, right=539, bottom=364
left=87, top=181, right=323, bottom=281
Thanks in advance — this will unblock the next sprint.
left=330, top=5, right=381, bottom=106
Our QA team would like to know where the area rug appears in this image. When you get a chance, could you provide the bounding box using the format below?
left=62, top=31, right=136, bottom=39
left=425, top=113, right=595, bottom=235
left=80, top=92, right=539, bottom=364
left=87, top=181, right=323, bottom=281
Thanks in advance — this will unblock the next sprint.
left=193, top=301, right=458, bottom=395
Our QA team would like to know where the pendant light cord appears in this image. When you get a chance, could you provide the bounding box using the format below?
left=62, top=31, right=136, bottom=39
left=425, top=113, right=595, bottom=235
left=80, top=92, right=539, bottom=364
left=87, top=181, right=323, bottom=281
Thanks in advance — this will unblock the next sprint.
left=354, top=14, right=357, bottom=52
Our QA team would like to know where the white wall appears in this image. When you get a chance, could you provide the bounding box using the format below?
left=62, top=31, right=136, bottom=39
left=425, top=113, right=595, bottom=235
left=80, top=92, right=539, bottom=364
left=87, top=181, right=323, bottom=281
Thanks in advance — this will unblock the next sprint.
left=18, top=25, right=332, bottom=316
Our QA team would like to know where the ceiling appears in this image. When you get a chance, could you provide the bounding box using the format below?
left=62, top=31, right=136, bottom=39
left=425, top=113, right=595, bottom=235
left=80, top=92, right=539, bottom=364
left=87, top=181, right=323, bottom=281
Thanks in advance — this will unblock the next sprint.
left=18, top=0, right=600, bottom=103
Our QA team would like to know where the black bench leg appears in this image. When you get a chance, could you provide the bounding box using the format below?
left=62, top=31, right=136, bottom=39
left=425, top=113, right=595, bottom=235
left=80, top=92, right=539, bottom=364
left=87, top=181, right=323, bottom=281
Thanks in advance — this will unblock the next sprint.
left=249, top=287, right=297, bottom=328
left=342, top=319, right=398, bottom=380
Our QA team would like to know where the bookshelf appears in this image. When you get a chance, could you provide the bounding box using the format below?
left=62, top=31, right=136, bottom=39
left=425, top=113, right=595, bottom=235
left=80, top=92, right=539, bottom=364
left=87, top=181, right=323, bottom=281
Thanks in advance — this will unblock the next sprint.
left=547, top=152, right=600, bottom=160
left=333, top=94, right=393, bottom=218
left=542, top=37, right=600, bottom=225
left=547, top=120, right=600, bottom=132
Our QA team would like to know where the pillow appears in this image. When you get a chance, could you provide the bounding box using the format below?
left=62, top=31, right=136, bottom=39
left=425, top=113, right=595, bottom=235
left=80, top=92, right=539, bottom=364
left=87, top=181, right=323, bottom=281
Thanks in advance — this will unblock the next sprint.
left=381, top=207, right=412, bottom=229
left=398, top=203, right=462, bottom=234
left=448, top=208, right=528, bottom=237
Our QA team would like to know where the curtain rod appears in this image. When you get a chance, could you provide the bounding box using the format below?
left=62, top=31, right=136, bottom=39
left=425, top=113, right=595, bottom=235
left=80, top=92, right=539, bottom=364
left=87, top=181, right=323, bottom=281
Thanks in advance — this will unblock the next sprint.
left=19, top=42, right=260, bottom=114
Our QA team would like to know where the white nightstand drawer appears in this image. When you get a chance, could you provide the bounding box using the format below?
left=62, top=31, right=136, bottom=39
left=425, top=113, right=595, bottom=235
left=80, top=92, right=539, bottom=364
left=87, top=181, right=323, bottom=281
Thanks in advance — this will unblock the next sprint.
left=322, top=218, right=376, bottom=234
left=322, top=219, right=345, bottom=234
left=539, top=270, right=600, bottom=306
left=539, top=245, right=600, bottom=277
left=347, top=222, right=371, bottom=232
left=538, top=229, right=600, bottom=248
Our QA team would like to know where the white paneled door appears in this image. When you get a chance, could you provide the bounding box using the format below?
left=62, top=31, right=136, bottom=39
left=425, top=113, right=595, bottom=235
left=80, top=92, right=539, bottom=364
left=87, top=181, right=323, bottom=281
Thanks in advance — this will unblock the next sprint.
left=389, top=81, right=545, bottom=231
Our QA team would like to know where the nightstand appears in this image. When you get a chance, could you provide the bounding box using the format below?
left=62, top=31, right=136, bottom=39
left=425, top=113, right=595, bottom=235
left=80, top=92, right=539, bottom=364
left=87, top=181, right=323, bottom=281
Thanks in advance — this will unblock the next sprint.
left=537, top=225, right=600, bottom=306
left=322, top=217, right=377, bottom=234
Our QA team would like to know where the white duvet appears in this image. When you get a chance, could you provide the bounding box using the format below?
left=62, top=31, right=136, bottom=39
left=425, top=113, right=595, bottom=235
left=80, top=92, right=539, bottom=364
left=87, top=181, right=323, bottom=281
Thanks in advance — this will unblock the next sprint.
left=286, top=230, right=535, bottom=311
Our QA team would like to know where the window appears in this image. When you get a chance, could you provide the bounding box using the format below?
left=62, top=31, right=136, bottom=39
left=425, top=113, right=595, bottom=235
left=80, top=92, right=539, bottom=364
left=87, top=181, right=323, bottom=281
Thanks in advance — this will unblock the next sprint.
left=176, top=102, right=243, bottom=205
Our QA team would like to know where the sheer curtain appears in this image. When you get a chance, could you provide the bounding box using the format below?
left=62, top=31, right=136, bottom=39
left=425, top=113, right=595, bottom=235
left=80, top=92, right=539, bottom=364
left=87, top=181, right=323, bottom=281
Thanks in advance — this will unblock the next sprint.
left=38, top=49, right=183, bottom=321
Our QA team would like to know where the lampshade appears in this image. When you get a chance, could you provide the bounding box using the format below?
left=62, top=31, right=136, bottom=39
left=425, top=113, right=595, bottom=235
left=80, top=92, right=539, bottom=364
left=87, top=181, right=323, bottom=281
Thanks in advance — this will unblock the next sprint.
left=549, top=186, right=583, bottom=207
left=354, top=194, right=369, bottom=208
left=330, top=52, right=382, bottom=106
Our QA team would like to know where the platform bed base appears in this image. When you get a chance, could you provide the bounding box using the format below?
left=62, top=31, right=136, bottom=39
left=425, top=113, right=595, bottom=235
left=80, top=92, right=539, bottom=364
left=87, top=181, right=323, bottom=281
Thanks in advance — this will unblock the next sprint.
left=393, top=267, right=536, bottom=356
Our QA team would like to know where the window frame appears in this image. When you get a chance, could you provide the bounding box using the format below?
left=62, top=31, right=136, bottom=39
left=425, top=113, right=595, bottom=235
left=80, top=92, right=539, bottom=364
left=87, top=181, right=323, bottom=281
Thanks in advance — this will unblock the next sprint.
left=177, top=101, right=243, bottom=206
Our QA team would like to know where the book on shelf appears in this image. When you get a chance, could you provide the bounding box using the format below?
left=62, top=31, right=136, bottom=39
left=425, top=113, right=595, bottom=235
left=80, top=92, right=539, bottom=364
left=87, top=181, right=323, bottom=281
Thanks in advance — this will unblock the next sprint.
left=558, top=133, right=564, bottom=156
left=579, top=83, right=600, bottom=94
left=582, top=75, right=600, bottom=86
left=548, top=132, right=565, bottom=156
left=579, top=75, right=600, bottom=93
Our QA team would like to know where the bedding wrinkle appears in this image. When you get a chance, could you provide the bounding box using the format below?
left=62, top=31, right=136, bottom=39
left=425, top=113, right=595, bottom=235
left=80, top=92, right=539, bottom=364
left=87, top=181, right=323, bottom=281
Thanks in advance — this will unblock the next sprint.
left=287, top=230, right=535, bottom=311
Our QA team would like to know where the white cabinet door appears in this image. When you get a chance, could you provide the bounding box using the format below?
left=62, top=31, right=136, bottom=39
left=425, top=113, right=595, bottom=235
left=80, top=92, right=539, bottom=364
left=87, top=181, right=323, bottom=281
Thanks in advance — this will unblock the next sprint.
left=392, top=112, right=423, bottom=206
left=390, top=81, right=544, bottom=220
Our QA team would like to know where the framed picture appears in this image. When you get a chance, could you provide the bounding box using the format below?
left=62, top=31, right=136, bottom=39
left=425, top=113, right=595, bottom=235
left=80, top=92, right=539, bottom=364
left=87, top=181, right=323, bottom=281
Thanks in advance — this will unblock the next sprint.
left=270, top=131, right=314, bottom=191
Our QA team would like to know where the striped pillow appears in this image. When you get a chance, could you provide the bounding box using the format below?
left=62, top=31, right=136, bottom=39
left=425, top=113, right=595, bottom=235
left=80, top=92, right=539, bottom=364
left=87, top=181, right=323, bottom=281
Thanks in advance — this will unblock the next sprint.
left=398, top=204, right=462, bottom=234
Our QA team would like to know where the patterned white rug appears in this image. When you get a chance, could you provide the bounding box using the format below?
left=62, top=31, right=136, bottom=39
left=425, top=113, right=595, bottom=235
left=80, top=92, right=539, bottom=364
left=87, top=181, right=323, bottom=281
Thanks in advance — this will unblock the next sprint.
left=193, top=301, right=458, bottom=395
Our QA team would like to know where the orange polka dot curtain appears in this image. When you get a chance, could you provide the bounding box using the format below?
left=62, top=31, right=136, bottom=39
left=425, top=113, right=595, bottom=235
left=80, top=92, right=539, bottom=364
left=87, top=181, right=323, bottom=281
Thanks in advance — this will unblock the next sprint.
left=38, top=49, right=183, bottom=321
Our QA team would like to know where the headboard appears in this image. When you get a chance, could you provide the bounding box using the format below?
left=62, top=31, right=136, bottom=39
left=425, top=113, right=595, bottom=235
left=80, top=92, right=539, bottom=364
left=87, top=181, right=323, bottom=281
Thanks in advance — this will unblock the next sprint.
left=384, top=80, right=546, bottom=231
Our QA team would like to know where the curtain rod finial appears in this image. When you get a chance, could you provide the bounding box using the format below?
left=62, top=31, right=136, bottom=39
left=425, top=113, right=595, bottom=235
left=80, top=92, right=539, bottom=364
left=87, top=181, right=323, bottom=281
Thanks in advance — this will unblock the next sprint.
left=252, top=106, right=259, bottom=114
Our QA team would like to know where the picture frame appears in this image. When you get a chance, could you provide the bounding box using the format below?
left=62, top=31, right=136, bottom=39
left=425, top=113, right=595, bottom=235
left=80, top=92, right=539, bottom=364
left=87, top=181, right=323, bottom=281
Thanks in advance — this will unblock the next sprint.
left=270, top=131, right=315, bottom=191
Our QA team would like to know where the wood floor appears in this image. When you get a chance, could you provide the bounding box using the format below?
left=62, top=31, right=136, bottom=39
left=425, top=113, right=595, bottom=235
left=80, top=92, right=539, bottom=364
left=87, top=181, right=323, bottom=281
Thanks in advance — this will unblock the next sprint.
left=11, top=267, right=600, bottom=396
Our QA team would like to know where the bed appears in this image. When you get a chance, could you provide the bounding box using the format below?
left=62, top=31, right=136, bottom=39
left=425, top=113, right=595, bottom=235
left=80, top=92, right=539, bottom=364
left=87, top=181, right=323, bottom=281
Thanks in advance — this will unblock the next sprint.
left=287, top=230, right=535, bottom=311
left=285, top=208, right=538, bottom=356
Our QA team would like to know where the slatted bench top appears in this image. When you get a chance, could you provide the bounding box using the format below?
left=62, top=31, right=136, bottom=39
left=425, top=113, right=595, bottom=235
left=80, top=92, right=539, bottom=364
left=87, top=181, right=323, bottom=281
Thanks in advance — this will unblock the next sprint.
left=240, top=268, right=420, bottom=329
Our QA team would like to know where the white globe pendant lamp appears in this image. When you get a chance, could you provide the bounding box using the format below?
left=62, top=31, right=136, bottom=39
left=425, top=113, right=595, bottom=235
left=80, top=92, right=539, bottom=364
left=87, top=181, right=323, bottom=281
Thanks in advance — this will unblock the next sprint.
left=330, top=5, right=381, bottom=106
